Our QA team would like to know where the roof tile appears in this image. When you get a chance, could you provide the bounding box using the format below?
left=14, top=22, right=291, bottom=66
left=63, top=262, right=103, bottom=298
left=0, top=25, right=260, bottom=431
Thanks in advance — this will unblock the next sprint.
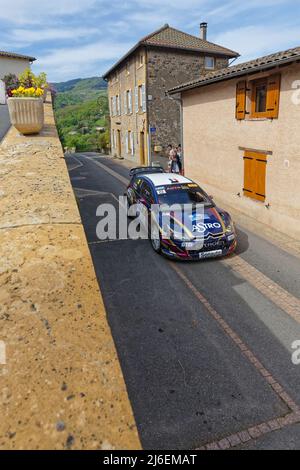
left=0, top=50, right=36, bottom=62
left=103, top=24, right=239, bottom=78
left=169, top=45, right=300, bottom=93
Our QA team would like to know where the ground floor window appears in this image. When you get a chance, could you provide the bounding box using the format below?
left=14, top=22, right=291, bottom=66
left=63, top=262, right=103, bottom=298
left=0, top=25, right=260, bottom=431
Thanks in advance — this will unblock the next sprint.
left=126, top=130, right=134, bottom=155
left=243, top=150, right=267, bottom=202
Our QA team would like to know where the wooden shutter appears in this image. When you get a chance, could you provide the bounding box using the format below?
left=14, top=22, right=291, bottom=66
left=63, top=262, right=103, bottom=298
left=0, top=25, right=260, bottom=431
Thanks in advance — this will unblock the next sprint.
left=236, top=80, right=247, bottom=120
left=131, top=132, right=134, bottom=155
left=266, top=74, right=281, bottom=119
left=255, top=155, right=267, bottom=201
left=243, top=151, right=267, bottom=202
left=125, top=131, right=129, bottom=154
left=124, top=91, right=127, bottom=115
left=128, top=90, right=132, bottom=113
left=142, top=84, right=146, bottom=113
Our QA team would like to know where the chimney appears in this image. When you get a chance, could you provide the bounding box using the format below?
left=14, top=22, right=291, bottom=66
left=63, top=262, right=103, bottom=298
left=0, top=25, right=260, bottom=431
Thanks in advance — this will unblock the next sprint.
left=200, top=22, right=207, bottom=41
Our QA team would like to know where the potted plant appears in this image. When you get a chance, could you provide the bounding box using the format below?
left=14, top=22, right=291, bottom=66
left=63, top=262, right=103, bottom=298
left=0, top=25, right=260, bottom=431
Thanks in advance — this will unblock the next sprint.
left=3, top=74, right=20, bottom=97
left=7, top=86, right=44, bottom=135
left=35, top=72, right=49, bottom=102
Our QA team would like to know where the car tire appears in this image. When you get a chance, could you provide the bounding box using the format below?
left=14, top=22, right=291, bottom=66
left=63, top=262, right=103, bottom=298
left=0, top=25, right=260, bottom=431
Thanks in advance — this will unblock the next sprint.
left=126, top=196, right=135, bottom=219
left=150, top=221, right=161, bottom=253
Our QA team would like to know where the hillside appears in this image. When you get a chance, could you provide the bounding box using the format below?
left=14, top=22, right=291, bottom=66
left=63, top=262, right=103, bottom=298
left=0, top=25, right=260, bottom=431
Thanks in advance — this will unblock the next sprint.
left=53, top=77, right=109, bottom=153
left=52, top=76, right=107, bottom=108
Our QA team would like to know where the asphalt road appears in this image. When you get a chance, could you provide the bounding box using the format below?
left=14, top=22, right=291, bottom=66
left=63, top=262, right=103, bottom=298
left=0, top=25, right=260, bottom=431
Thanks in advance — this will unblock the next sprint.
left=0, top=105, right=10, bottom=141
left=65, top=152, right=300, bottom=450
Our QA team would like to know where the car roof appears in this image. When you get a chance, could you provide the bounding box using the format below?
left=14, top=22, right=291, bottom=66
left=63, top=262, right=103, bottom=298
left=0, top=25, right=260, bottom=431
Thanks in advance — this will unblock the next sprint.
left=143, top=173, right=193, bottom=187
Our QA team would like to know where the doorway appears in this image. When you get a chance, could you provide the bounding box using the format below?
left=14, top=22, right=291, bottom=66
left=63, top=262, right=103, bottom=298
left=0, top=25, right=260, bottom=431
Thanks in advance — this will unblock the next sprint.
left=117, top=130, right=121, bottom=158
left=140, top=131, right=145, bottom=165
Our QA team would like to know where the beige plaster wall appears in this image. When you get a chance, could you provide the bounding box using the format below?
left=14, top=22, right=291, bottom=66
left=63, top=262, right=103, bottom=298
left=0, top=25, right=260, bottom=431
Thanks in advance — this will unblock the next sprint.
left=182, top=63, right=300, bottom=239
left=0, top=57, right=31, bottom=79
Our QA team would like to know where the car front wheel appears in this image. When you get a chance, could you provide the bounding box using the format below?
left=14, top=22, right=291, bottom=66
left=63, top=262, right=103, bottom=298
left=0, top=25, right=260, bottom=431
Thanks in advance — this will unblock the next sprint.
left=150, top=222, right=161, bottom=253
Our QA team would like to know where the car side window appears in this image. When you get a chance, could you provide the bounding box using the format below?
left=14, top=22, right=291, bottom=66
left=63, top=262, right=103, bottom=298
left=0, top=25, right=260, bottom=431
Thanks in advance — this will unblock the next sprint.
left=133, top=177, right=143, bottom=192
left=140, top=182, right=155, bottom=204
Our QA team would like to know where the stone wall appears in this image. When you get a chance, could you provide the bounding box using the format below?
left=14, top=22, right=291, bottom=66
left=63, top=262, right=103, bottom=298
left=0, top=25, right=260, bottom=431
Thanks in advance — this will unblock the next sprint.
left=0, top=96, right=140, bottom=450
left=147, top=48, right=228, bottom=165
left=108, top=47, right=148, bottom=164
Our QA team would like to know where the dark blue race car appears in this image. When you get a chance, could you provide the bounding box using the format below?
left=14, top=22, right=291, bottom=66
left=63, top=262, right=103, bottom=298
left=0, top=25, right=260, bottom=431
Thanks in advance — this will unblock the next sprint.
left=126, top=166, right=237, bottom=260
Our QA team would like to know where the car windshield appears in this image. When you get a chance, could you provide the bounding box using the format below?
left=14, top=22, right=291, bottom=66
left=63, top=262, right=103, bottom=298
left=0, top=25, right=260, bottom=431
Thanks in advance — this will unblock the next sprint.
left=157, top=184, right=214, bottom=207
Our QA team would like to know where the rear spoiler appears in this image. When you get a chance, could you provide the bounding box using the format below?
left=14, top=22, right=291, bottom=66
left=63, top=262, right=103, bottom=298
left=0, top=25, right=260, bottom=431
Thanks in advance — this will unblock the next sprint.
left=129, top=166, right=165, bottom=177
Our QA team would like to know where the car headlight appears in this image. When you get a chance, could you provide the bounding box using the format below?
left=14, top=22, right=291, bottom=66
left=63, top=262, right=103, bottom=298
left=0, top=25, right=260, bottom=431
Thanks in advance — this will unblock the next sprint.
left=225, top=224, right=234, bottom=233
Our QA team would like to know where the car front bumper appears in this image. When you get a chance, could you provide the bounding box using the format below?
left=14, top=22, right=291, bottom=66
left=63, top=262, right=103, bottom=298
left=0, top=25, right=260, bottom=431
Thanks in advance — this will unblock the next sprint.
left=160, top=236, right=237, bottom=261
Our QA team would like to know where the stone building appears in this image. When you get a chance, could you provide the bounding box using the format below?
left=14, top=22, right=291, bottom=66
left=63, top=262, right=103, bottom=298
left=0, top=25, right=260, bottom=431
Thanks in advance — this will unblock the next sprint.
left=103, top=24, right=238, bottom=166
left=168, top=46, right=300, bottom=238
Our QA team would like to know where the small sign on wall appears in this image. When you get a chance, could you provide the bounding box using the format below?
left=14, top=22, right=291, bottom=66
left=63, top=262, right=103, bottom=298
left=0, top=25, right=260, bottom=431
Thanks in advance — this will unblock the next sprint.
left=0, top=80, right=6, bottom=105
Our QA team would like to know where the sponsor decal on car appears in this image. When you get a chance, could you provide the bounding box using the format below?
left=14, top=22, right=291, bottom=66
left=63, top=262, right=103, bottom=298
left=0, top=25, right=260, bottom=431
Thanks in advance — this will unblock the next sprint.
left=198, top=250, right=223, bottom=259
left=193, top=222, right=222, bottom=233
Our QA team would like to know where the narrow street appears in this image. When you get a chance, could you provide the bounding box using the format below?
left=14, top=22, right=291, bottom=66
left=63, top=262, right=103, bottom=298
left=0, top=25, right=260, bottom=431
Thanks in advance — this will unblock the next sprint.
left=65, top=152, right=300, bottom=450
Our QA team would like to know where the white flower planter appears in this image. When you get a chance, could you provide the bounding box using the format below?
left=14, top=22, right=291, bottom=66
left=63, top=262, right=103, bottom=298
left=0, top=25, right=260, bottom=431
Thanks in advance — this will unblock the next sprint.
left=7, top=97, right=44, bottom=135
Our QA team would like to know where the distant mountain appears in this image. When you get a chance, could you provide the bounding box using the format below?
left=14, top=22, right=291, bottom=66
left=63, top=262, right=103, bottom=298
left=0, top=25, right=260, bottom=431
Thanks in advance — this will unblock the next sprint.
left=52, top=77, right=107, bottom=109
left=52, top=76, right=107, bottom=93
left=52, top=76, right=109, bottom=153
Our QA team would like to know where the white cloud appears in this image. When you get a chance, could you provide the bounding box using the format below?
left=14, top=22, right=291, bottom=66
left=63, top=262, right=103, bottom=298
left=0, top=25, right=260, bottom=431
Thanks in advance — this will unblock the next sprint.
left=0, top=0, right=99, bottom=24
left=33, top=41, right=133, bottom=81
left=213, top=24, right=300, bottom=62
left=206, top=0, right=289, bottom=21
left=8, top=27, right=100, bottom=44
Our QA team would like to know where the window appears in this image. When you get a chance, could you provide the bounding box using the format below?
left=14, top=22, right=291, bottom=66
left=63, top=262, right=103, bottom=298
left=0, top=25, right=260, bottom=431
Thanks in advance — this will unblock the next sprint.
left=126, top=62, right=130, bottom=75
left=126, top=131, right=134, bottom=155
left=111, top=96, right=117, bottom=116
left=251, top=79, right=268, bottom=118
left=141, top=182, right=154, bottom=204
left=116, top=95, right=120, bottom=115
left=236, top=74, right=281, bottom=120
left=127, top=89, right=132, bottom=113
left=138, top=84, right=146, bottom=112
left=139, top=54, right=144, bottom=66
left=204, top=56, right=215, bottom=70
left=243, top=151, right=267, bottom=202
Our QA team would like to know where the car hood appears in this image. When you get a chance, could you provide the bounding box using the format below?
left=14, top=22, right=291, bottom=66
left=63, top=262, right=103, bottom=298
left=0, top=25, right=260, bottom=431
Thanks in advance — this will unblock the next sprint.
left=159, top=206, right=225, bottom=239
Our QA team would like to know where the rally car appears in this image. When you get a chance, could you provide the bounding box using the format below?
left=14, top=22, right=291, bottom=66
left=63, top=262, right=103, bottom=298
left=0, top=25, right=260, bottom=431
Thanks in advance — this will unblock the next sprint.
left=126, top=166, right=237, bottom=260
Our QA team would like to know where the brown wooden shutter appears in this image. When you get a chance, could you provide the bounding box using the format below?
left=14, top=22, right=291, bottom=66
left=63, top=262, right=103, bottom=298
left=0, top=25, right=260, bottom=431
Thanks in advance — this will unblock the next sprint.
left=243, top=151, right=267, bottom=202
left=243, top=152, right=255, bottom=197
left=254, top=154, right=267, bottom=202
left=236, top=80, right=247, bottom=120
left=266, top=74, right=281, bottom=119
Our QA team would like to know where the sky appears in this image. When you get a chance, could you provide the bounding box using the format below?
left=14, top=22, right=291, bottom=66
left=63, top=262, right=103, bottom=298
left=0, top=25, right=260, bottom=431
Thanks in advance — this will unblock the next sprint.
left=1, top=0, right=300, bottom=82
